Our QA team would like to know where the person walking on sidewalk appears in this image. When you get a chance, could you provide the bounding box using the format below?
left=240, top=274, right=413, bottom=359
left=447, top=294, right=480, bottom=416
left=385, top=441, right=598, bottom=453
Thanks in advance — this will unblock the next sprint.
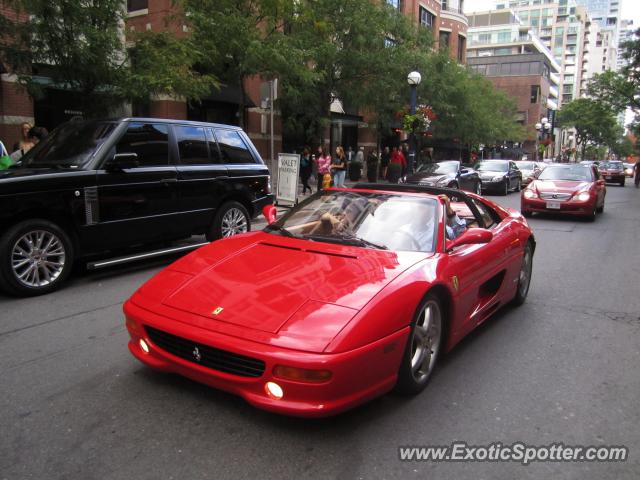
left=388, top=146, right=406, bottom=183
left=332, top=146, right=348, bottom=188
left=380, top=146, right=390, bottom=180
left=634, top=161, right=640, bottom=188
left=316, top=146, right=332, bottom=191
left=300, top=148, right=313, bottom=194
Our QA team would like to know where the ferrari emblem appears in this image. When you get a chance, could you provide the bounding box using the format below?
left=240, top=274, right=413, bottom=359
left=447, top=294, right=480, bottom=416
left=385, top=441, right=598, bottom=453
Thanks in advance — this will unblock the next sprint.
left=192, top=346, right=202, bottom=362
left=212, top=307, right=224, bottom=315
left=452, top=276, right=459, bottom=291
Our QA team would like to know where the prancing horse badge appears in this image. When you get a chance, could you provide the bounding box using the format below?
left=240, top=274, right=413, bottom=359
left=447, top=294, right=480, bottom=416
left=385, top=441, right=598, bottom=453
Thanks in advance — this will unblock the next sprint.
left=212, top=307, right=224, bottom=315
left=452, top=276, right=459, bottom=292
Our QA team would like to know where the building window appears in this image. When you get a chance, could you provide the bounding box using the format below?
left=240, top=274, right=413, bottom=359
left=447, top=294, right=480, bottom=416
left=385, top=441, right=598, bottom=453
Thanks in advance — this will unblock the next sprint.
left=127, top=0, right=148, bottom=11
left=563, top=94, right=573, bottom=103
left=458, top=35, right=466, bottom=62
left=531, top=85, right=540, bottom=103
left=439, top=31, right=451, bottom=50
left=419, top=7, right=435, bottom=28
left=563, top=84, right=573, bottom=93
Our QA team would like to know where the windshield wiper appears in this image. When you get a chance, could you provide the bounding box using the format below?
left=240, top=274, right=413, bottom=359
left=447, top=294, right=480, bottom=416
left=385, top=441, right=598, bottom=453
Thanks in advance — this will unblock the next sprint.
left=264, top=224, right=296, bottom=237
left=305, top=233, right=388, bottom=250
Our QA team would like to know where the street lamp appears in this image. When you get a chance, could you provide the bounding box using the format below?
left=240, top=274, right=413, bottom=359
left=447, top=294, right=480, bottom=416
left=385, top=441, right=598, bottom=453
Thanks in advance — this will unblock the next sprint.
left=535, top=118, right=551, bottom=161
left=407, top=71, right=421, bottom=173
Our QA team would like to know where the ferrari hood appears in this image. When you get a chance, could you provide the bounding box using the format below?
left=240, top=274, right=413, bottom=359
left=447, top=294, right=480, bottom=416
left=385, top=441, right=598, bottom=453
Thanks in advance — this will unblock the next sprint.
left=158, top=235, right=426, bottom=335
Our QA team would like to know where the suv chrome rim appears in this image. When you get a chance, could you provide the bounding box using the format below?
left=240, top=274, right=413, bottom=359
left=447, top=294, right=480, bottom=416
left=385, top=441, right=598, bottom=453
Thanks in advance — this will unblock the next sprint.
left=11, top=230, right=66, bottom=288
left=519, top=247, right=532, bottom=297
left=221, top=208, right=248, bottom=237
left=410, top=300, right=442, bottom=382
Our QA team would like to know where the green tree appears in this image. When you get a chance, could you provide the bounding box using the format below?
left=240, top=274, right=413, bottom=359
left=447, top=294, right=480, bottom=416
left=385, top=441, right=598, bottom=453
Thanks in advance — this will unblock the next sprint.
left=557, top=98, right=619, bottom=160
left=179, top=0, right=294, bottom=129
left=0, top=0, right=214, bottom=117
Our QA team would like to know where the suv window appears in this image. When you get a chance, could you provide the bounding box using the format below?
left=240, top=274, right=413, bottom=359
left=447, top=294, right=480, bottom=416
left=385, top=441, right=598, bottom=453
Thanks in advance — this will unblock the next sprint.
left=214, top=129, right=255, bottom=164
left=175, top=125, right=209, bottom=164
left=116, top=123, right=169, bottom=166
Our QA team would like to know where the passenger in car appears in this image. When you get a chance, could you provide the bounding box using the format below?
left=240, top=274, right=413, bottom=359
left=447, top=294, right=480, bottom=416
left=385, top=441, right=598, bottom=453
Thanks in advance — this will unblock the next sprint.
left=439, top=195, right=467, bottom=240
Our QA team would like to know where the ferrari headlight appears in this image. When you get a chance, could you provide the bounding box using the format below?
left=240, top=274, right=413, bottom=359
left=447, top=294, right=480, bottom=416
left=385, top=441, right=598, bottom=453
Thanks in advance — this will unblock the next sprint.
left=492, top=176, right=504, bottom=182
left=523, top=189, right=538, bottom=199
left=576, top=191, right=591, bottom=202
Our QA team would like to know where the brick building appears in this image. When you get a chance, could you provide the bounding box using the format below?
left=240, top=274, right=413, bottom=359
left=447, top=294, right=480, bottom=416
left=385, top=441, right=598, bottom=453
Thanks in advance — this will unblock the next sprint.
left=1, top=0, right=468, bottom=161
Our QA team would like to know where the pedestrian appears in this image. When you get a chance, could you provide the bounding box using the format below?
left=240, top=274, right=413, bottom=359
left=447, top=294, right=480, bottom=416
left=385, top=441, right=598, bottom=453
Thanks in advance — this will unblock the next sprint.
left=300, top=148, right=313, bottom=195
left=332, top=145, right=348, bottom=188
left=346, top=146, right=355, bottom=164
left=366, top=150, right=378, bottom=182
left=28, top=126, right=48, bottom=143
left=12, top=122, right=35, bottom=155
left=380, top=146, right=390, bottom=180
left=316, top=146, right=332, bottom=191
left=634, top=161, right=640, bottom=188
left=388, top=146, right=406, bottom=183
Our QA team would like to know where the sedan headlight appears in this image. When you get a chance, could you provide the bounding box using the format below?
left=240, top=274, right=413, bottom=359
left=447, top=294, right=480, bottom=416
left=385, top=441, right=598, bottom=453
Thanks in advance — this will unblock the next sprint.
left=625, top=168, right=633, bottom=175
left=492, top=176, right=504, bottom=182
left=576, top=191, right=591, bottom=202
left=523, top=189, right=538, bottom=199
left=436, top=177, right=449, bottom=185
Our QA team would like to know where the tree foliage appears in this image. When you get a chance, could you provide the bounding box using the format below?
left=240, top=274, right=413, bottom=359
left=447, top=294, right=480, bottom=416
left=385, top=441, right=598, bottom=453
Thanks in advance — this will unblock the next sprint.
left=557, top=98, right=619, bottom=159
left=0, top=0, right=215, bottom=117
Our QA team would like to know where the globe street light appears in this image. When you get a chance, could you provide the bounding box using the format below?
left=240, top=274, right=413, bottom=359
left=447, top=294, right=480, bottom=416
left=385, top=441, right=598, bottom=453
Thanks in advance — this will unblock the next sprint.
left=535, top=118, right=552, bottom=161
left=407, top=71, right=422, bottom=174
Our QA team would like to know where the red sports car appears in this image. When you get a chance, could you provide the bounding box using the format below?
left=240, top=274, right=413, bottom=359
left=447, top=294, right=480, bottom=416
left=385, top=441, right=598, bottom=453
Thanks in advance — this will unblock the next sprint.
left=124, top=184, right=535, bottom=417
left=521, top=164, right=606, bottom=221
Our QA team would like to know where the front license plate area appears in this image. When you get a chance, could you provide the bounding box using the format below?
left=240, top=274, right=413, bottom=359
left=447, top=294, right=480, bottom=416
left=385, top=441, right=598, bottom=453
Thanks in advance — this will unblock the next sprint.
left=546, top=201, right=561, bottom=209
left=605, top=176, right=612, bottom=180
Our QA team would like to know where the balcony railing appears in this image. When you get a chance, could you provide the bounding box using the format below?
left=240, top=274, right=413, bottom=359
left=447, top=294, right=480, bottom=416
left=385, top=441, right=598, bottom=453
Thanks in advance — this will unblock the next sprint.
left=441, top=4, right=465, bottom=15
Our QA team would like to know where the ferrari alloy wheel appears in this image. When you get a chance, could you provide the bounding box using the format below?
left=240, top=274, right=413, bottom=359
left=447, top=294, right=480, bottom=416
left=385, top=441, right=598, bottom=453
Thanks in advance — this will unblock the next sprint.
left=207, top=201, right=251, bottom=241
left=512, top=242, right=533, bottom=306
left=396, top=293, right=443, bottom=394
left=0, top=219, right=74, bottom=296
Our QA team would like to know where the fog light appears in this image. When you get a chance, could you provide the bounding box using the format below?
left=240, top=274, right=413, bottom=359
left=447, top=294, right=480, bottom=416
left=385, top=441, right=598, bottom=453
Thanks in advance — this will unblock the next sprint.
left=139, top=338, right=150, bottom=353
left=265, top=381, right=284, bottom=400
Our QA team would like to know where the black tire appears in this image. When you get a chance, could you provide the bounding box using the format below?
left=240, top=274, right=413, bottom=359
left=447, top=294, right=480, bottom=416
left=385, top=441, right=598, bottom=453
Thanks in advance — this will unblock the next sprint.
left=521, top=209, right=532, bottom=218
left=396, top=292, right=445, bottom=395
left=0, top=219, right=75, bottom=296
left=502, top=181, right=509, bottom=196
left=512, top=241, right=533, bottom=306
left=596, top=201, right=604, bottom=213
left=587, top=204, right=597, bottom=222
left=449, top=182, right=459, bottom=189
left=515, top=179, right=522, bottom=192
left=206, top=201, right=251, bottom=241
left=620, top=180, right=625, bottom=187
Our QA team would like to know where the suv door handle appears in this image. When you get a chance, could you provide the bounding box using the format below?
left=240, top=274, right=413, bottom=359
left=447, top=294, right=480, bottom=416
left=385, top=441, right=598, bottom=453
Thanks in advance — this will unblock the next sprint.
left=162, top=178, right=178, bottom=184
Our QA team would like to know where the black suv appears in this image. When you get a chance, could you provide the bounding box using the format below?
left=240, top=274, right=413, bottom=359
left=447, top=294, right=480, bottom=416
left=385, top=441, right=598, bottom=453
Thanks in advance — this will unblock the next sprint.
left=0, top=118, right=273, bottom=296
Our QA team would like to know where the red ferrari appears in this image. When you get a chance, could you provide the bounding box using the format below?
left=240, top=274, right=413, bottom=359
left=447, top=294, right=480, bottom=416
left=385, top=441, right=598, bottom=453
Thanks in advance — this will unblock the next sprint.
left=521, top=164, right=606, bottom=221
left=125, top=184, right=535, bottom=417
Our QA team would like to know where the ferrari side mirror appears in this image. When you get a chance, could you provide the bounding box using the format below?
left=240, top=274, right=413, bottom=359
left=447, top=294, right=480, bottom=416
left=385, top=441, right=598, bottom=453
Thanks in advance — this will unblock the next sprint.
left=446, top=228, right=493, bottom=251
left=262, top=205, right=277, bottom=224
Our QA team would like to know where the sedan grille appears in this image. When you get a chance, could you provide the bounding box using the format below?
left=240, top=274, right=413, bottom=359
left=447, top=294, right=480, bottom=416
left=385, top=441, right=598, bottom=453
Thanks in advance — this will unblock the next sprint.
left=145, top=326, right=265, bottom=378
left=539, top=192, right=572, bottom=200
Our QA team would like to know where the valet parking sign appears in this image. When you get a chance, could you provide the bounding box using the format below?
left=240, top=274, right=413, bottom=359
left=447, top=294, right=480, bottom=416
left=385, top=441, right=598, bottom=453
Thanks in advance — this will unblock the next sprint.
left=276, top=153, right=300, bottom=206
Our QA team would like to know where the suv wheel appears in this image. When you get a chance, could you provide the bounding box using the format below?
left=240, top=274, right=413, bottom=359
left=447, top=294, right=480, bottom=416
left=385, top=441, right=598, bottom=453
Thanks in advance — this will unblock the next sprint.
left=0, top=219, right=75, bottom=296
left=207, top=201, right=251, bottom=241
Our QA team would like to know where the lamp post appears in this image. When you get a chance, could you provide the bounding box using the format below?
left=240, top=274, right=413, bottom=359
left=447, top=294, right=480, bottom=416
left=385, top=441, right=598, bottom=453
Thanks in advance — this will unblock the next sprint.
left=535, top=117, right=551, bottom=161
left=407, top=71, right=421, bottom=174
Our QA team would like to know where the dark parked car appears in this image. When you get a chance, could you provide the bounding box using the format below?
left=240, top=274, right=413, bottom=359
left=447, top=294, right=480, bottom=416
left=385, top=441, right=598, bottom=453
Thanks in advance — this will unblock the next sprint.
left=403, top=160, right=482, bottom=194
left=0, top=118, right=274, bottom=296
left=474, top=159, right=523, bottom=195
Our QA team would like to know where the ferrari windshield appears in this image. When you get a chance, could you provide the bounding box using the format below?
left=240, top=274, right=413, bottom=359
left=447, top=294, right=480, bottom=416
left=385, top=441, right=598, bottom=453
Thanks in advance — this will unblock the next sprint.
left=538, top=165, right=593, bottom=181
left=266, top=191, right=438, bottom=252
left=416, top=161, right=458, bottom=175
left=475, top=160, right=508, bottom=172
left=22, top=121, right=116, bottom=168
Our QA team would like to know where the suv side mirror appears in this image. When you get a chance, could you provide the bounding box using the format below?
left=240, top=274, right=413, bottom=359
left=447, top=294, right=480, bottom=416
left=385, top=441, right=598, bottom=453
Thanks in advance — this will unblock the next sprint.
left=107, top=152, right=139, bottom=171
left=446, top=228, right=493, bottom=251
left=262, top=205, right=277, bottom=224
left=460, top=168, right=470, bottom=174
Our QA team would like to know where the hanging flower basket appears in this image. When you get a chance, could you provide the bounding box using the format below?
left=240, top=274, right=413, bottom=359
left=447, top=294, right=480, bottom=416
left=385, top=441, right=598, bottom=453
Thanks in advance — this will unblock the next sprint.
left=401, top=105, right=436, bottom=134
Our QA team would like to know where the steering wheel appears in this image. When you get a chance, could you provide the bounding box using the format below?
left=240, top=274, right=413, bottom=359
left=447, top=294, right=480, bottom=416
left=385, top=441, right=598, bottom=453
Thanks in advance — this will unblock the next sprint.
left=390, top=231, right=421, bottom=251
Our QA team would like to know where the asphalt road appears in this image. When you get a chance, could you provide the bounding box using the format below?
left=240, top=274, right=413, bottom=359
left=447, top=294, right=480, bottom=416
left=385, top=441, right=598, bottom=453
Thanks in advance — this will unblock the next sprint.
left=2, top=183, right=640, bottom=480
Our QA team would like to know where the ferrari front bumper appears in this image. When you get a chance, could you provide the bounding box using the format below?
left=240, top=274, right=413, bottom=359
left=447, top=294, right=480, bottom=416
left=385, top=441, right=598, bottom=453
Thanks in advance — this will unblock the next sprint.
left=124, top=299, right=408, bottom=417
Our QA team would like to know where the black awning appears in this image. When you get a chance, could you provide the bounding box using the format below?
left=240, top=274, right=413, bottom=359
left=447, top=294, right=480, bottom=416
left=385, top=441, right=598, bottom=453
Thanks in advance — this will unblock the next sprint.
left=204, top=85, right=256, bottom=108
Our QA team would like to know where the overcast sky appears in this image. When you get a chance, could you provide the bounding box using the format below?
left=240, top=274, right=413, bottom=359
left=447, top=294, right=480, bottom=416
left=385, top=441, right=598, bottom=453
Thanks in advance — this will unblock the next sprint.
left=464, top=0, right=640, bottom=25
